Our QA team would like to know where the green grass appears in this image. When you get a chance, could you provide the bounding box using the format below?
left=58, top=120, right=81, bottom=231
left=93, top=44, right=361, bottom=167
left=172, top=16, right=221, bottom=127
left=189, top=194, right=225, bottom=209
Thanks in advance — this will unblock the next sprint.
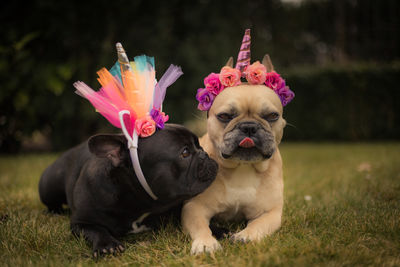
left=1, top=143, right=400, bottom=266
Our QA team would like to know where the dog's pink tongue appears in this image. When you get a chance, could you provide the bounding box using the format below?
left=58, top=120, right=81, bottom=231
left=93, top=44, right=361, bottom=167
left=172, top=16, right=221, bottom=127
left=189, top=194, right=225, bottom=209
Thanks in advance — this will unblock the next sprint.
left=239, top=137, right=255, bottom=148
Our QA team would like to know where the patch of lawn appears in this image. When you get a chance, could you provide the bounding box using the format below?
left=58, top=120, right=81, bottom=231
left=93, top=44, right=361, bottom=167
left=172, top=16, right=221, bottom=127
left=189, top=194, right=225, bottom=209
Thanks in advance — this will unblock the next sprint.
left=1, top=143, right=399, bottom=266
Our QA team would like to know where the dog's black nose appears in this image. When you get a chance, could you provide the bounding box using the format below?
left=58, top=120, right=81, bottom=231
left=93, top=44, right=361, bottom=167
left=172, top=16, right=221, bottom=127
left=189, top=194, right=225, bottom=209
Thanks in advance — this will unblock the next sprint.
left=238, top=122, right=259, bottom=136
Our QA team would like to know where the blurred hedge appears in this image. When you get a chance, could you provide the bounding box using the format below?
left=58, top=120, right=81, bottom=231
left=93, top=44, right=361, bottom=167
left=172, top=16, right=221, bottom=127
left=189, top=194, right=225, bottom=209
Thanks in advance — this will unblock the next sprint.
left=282, top=62, right=400, bottom=141
left=1, top=0, right=399, bottom=152
left=1, top=61, right=400, bottom=152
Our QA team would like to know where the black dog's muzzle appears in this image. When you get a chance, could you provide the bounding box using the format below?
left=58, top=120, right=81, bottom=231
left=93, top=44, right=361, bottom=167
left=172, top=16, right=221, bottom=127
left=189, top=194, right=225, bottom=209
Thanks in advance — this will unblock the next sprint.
left=197, top=151, right=218, bottom=182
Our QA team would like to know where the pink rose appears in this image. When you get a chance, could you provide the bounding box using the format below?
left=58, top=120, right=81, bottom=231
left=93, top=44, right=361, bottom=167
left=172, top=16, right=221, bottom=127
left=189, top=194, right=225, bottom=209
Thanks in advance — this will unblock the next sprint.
left=265, top=71, right=286, bottom=90
left=245, top=61, right=267, bottom=85
left=204, top=73, right=225, bottom=95
left=219, top=66, right=241, bottom=87
left=135, top=115, right=156, bottom=137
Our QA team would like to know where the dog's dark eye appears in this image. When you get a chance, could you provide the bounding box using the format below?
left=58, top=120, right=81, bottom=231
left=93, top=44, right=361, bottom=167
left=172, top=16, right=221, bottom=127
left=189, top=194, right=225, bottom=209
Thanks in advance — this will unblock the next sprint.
left=264, top=112, right=280, bottom=122
left=217, top=113, right=233, bottom=123
left=181, top=147, right=190, bottom=158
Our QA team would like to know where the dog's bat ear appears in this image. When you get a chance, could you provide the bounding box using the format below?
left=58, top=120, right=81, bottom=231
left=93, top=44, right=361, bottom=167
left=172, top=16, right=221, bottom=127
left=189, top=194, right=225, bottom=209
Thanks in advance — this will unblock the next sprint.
left=262, top=54, right=274, bottom=72
left=225, top=57, right=234, bottom=68
left=88, top=134, right=127, bottom=167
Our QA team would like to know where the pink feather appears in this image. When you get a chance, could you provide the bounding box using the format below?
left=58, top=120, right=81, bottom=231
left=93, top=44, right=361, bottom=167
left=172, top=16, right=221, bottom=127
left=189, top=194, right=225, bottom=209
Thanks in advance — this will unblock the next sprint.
left=74, top=81, right=122, bottom=128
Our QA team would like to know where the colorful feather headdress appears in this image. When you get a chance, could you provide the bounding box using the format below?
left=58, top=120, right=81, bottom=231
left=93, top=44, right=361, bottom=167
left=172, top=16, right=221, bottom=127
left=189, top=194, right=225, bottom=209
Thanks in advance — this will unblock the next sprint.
left=74, top=43, right=183, bottom=200
left=196, top=29, right=294, bottom=111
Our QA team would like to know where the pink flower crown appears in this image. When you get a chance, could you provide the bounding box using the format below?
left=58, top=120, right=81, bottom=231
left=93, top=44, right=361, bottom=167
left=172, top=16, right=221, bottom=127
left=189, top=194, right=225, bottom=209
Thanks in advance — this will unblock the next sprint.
left=196, top=29, right=294, bottom=111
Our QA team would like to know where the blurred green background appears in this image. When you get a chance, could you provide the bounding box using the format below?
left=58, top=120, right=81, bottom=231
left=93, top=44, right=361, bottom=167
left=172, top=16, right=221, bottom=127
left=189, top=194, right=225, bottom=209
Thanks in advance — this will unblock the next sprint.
left=1, top=0, right=399, bottom=153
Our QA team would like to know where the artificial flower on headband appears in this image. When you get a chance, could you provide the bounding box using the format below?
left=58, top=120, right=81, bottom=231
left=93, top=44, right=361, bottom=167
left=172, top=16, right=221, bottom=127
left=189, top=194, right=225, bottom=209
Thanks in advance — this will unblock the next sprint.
left=74, top=43, right=183, bottom=200
left=135, top=115, right=156, bottom=138
left=150, top=108, right=169, bottom=129
left=204, top=73, right=224, bottom=95
left=196, top=88, right=216, bottom=111
left=219, top=66, right=242, bottom=87
left=196, top=29, right=294, bottom=111
left=246, top=61, right=267, bottom=85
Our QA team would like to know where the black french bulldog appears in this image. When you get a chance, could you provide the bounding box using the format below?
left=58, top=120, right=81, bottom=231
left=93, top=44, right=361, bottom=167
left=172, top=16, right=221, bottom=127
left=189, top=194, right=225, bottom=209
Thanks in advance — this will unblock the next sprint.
left=39, top=124, right=218, bottom=257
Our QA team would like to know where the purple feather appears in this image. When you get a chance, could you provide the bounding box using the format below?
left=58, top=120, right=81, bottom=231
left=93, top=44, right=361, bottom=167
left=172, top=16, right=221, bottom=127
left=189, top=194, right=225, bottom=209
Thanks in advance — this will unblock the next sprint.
left=153, top=64, right=183, bottom=110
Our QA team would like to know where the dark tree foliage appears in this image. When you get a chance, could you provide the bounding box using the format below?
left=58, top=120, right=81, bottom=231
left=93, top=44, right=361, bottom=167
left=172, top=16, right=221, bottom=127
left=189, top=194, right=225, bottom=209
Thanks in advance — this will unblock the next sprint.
left=1, top=0, right=399, bottom=152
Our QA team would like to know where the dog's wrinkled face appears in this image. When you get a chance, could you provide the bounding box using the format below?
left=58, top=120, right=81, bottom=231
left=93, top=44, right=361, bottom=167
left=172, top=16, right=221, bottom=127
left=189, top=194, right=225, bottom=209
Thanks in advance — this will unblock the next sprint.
left=208, top=84, right=286, bottom=163
left=89, top=124, right=218, bottom=203
left=138, top=124, right=218, bottom=201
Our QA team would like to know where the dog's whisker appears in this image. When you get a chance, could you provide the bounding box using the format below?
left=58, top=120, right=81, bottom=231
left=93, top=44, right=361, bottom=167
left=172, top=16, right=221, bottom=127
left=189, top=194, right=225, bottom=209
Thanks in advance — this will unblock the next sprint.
left=189, top=112, right=206, bottom=121
left=285, top=122, right=297, bottom=129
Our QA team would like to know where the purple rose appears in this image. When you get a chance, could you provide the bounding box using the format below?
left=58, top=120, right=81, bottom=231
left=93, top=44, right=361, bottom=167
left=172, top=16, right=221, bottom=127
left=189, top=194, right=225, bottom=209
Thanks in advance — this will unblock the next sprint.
left=150, top=108, right=169, bottom=129
left=276, top=86, right=295, bottom=107
left=265, top=71, right=286, bottom=90
left=196, top=88, right=215, bottom=111
left=204, top=73, right=225, bottom=95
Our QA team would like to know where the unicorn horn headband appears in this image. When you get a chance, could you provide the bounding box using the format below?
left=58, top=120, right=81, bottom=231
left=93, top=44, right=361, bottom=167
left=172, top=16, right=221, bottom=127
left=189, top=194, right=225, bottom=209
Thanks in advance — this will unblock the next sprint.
left=235, top=28, right=251, bottom=76
left=74, top=43, right=183, bottom=200
left=196, top=29, right=294, bottom=111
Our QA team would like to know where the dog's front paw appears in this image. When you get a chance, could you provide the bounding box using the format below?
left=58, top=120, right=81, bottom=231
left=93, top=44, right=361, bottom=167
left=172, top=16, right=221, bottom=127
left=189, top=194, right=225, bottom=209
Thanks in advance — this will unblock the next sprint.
left=191, top=236, right=221, bottom=255
left=231, top=228, right=263, bottom=243
left=93, top=238, right=125, bottom=258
